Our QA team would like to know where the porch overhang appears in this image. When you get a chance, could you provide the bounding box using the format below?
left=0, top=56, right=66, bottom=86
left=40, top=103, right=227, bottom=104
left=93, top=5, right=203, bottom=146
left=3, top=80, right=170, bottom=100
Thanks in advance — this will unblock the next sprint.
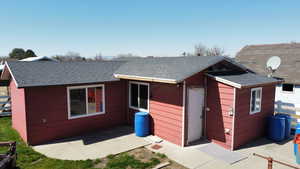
left=206, top=72, right=283, bottom=89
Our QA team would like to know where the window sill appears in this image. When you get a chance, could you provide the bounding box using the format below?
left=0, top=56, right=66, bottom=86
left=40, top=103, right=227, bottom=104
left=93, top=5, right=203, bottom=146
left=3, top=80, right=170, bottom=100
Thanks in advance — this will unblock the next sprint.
left=129, top=106, right=149, bottom=113
left=249, top=111, right=260, bottom=115
left=68, top=112, right=105, bottom=120
left=281, top=91, right=294, bottom=94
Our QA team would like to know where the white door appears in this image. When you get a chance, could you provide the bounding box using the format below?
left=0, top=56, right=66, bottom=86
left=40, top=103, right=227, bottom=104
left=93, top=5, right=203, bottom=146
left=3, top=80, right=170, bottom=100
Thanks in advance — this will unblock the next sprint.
left=187, top=87, right=204, bottom=143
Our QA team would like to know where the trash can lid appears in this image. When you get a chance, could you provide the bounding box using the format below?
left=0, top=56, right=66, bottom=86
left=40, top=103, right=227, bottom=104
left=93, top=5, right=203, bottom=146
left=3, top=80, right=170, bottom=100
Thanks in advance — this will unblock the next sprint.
left=136, top=112, right=149, bottom=116
left=275, top=113, right=291, bottom=119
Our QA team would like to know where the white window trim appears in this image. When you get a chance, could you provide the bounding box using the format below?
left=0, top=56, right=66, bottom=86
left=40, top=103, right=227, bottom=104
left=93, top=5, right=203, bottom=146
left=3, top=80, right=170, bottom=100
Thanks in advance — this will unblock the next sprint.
left=129, top=81, right=150, bottom=112
left=67, top=84, right=105, bottom=120
left=249, top=87, right=262, bottom=115
left=281, top=83, right=295, bottom=94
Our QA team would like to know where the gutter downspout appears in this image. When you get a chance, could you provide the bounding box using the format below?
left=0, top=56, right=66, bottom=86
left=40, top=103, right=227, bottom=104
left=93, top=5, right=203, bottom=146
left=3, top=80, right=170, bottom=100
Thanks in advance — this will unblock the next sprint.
left=182, top=81, right=186, bottom=147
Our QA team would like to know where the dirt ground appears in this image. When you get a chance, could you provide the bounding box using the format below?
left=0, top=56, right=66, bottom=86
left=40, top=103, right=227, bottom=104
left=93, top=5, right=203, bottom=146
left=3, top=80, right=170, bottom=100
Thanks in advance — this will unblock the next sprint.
left=94, top=147, right=187, bottom=169
left=127, top=148, right=187, bottom=169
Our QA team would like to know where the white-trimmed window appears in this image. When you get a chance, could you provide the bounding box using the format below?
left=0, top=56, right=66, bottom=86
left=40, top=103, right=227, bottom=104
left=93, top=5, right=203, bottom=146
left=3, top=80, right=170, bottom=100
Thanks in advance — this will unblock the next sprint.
left=129, top=81, right=149, bottom=112
left=250, top=87, right=262, bottom=114
left=67, top=84, right=105, bottom=119
left=282, top=83, right=294, bottom=93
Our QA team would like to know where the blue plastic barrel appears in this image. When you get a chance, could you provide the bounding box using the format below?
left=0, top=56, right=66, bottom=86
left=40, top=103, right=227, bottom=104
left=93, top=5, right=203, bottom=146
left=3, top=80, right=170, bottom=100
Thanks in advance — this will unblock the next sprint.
left=134, top=112, right=150, bottom=137
left=275, top=113, right=292, bottom=139
left=267, top=116, right=285, bottom=142
left=294, top=124, right=300, bottom=154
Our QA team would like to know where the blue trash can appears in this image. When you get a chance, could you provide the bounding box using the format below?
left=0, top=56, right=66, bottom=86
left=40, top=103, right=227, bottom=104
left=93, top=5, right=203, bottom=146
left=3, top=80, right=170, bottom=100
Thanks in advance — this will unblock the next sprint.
left=275, top=113, right=292, bottom=139
left=294, top=123, right=300, bottom=155
left=134, top=112, right=150, bottom=137
left=267, top=116, right=285, bottom=142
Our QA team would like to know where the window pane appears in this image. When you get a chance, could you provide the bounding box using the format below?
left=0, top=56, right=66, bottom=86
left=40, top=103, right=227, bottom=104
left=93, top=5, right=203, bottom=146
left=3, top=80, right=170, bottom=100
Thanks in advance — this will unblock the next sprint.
left=70, top=89, right=86, bottom=116
left=130, top=84, right=138, bottom=107
left=256, top=90, right=261, bottom=111
left=251, top=90, right=256, bottom=112
left=96, top=87, right=104, bottom=112
left=282, top=84, right=294, bottom=92
left=139, top=84, right=148, bottom=109
left=88, top=87, right=103, bottom=113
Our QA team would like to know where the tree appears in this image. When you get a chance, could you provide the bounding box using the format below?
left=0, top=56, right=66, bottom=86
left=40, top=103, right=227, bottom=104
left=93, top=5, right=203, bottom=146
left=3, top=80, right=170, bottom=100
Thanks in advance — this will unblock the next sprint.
left=195, top=44, right=207, bottom=56
left=194, top=44, right=226, bottom=56
left=205, top=46, right=225, bottom=56
left=9, top=48, right=26, bottom=60
left=94, top=53, right=103, bottom=61
left=25, top=49, right=37, bottom=58
left=9, top=48, right=38, bottom=60
left=52, top=51, right=86, bottom=61
left=113, top=53, right=141, bottom=60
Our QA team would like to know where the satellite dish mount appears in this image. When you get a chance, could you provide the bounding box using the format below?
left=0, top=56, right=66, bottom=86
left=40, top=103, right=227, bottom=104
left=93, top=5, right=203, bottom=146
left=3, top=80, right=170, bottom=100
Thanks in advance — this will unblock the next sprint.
left=266, top=56, right=281, bottom=77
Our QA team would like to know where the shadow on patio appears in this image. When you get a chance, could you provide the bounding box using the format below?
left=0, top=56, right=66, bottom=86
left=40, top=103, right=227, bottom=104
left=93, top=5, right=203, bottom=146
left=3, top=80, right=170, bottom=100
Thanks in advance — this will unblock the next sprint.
left=33, top=126, right=151, bottom=160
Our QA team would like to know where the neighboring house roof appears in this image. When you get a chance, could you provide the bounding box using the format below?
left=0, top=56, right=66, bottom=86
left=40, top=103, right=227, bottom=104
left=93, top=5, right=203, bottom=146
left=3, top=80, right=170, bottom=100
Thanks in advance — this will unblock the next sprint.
left=206, top=71, right=281, bottom=88
left=236, top=43, right=300, bottom=84
left=20, top=56, right=57, bottom=62
left=114, top=56, right=225, bottom=83
left=3, top=61, right=125, bottom=88
left=0, top=56, right=57, bottom=73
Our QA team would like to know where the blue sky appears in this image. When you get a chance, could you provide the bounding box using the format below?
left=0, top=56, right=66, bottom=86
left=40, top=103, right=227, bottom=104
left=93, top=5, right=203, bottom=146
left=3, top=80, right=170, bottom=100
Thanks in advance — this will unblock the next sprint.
left=0, top=0, right=299, bottom=58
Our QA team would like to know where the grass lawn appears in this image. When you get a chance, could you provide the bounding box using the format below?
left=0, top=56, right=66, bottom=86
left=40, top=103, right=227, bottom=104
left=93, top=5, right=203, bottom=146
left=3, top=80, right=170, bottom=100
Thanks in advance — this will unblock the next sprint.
left=0, top=117, right=164, bottom=169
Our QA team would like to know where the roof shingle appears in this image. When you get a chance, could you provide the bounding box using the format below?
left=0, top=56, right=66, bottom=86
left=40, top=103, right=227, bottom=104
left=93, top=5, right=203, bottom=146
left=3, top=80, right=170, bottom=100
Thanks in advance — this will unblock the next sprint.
left=207, top=71, right=280, bottom=88
left=114, top=56, right=224, bottom=83
left=236, top=43, right=300, bottom=84
left=5, top=61, right=125, bottom=87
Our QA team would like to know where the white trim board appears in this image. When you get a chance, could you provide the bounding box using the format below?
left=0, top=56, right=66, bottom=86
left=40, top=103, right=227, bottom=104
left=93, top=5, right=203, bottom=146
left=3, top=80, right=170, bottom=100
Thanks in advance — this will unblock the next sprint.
left=3, top=62, right=19, bottom=88
left=249, top=87, right=262, bottom=115
left=231, top=88, right=236, bottom=151
left=181, top=81, right=186, bottom=147
left=115, top=74, right=177, bottom=84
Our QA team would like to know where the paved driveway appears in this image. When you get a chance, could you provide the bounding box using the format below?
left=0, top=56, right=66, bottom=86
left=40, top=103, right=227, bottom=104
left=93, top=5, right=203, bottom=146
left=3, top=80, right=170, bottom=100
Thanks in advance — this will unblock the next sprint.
left=33, top=126, right=150, bottom=160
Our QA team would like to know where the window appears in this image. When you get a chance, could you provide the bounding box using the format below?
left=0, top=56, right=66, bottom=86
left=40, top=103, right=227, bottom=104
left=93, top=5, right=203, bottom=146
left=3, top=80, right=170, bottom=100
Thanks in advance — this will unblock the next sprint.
left=129, top=82, right=149, bottom=111
left=68, top=85, right=105, bottom=119
left=282, top=83, right=294, bottom=92
left=250, top=88, right=262, bottom=114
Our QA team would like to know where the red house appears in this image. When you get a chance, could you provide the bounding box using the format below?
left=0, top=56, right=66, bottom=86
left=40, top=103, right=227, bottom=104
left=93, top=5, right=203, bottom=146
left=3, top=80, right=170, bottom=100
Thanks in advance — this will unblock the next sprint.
left=1, top=56, right=280, bottom=150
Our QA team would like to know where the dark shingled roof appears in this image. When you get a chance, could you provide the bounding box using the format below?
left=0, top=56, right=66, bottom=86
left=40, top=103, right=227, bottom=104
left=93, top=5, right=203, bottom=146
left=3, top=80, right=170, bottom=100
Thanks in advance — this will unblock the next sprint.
left=207, top=72, right=280, bottom=88
left=4, top=56, right=278, bottom=88
left=5, top=61, right=125, bottom=87
left=114, top=56, right=224, bottom=82
left=236, top=43, right=300, bottom=84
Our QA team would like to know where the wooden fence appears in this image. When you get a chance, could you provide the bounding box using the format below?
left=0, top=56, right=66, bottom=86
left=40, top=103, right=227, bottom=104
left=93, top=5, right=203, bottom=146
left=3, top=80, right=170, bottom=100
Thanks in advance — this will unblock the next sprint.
left=0, top=96, right=11, bottom=117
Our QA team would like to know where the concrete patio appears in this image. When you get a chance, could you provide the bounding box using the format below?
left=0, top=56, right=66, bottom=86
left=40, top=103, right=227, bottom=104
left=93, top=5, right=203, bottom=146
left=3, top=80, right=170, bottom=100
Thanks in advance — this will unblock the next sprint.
left=146, top=138, right=298, bottom=169
left=33, top=126, right=150, bottom=160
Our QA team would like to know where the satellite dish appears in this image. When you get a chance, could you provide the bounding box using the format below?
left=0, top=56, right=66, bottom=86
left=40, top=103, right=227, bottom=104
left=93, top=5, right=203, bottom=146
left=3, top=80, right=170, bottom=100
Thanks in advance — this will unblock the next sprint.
left=266, top=56, right=281, bottom=77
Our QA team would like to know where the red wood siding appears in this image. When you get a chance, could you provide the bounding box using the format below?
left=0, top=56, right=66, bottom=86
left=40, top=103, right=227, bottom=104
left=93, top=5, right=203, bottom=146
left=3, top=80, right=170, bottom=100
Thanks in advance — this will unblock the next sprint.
left=150, top=83, right=183, bottom=146
left=24, top=81, right=127, bottom=145
left=185, top=72, right=205, bottom=87
left=10, top=81, right=28, bottom=142
left=233, top=85, right=275, bottom=149
left=127, top=81, right=183, bottom=146
left=206, top=78, right=234, bottom=150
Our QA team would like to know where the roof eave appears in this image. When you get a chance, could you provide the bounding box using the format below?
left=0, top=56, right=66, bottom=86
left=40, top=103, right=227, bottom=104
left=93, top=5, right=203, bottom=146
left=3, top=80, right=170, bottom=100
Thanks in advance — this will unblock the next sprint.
left=239, top=80, right=283, bottom=89
left=205, top=74, right=242, bottom=88
left=1, top=62, right=19, bottom=88
left=113, top=74, right=178, bottom=84
left=205, top=73, right=283, bottom=89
